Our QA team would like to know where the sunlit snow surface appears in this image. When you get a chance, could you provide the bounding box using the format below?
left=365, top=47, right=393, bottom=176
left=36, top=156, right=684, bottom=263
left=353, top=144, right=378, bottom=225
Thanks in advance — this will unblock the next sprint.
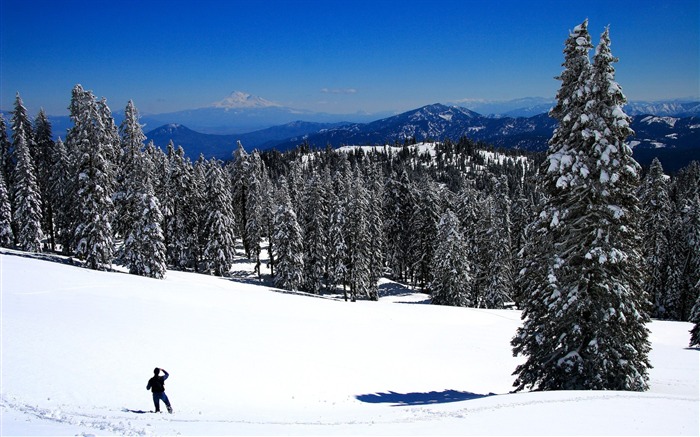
left=1, top=249, right=697, bottom=436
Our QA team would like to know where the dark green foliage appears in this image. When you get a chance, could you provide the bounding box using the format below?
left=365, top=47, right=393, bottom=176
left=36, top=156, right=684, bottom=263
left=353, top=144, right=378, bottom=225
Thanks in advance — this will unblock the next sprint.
left=512, top=23, right=651, bottom=392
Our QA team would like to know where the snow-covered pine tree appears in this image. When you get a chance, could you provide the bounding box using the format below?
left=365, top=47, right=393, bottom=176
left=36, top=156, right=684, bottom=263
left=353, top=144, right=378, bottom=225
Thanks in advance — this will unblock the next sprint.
left=512, top=24, right=651, bottom=392
left=430, top=209, right=472, bottom=307
left=0, top=113, right=12, bottom=186
left=409, top=176, right=441, bottom=291
left=67, top=85, right=116, bottom=270
left=49, top=138, right=73, bottom=254
left=33, top=109, right=56, bottom=249
left=286, top=160, right=305, bottom=217
left=366, top=160, right=385, bottom=299
left=510, top=177, right=538, bottom=306
left=383, top=169, right=416, bottom=282
left=115, top=101, right=167, bottom=279
left=12, top=130, right=43, bottom=252
left=166, top=145, right=199, bottom=270
left=230, top=141, right=251, bottom=256
left=477, top=176, right=514, bottom=309
left=638, top=157, right=672, bottom=317
left=346, top=167, right=372, bottom=301
left=513, top=21, right=593, bottom=389
left=301, top=169, right=330, bottom=294
left=258, top=162, right=275, bottom=276
left=10, top=93, right=36, bottom=243
left=146, top=141, right=170, bottom=222
left=0, top=170, right=14, bottom=247
left=244, top=151, right=265, bottom=277
left=664, top=163, right=700, bottom=321
left=97, top=97, right=120, bottom=196
left=123, top=152, right=167, bottom=279
left=11, top=93, right=34, bottom=158
left=326, top=168, right=347, bottom=293
left=273, top=177, right=304, bottom=291
left=114, top=100, right=145, bottom=241
left=189, top=154, right=208, bottom=272
left=202, top=159, right=237, bottom=276
left=160, top=142, right=177, bottom=261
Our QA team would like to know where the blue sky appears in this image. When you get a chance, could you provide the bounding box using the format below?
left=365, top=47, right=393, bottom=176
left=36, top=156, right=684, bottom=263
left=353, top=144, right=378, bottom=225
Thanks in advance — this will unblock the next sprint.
left=1, top=0, right=698, bottom=116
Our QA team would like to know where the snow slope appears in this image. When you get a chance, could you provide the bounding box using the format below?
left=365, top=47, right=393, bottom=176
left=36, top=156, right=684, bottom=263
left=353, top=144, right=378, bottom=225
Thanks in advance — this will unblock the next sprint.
left=1, top=249, right=698, bottom=436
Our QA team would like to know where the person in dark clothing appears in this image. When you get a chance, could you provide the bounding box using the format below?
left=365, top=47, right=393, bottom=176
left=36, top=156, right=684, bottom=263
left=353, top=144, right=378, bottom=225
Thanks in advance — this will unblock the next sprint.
left=146, top=367, right=172, bottom=413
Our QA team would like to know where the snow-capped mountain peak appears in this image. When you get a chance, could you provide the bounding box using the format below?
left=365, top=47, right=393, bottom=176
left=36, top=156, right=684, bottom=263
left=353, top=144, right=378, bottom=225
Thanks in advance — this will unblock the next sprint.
left=211, top=91, right=281, bottom=109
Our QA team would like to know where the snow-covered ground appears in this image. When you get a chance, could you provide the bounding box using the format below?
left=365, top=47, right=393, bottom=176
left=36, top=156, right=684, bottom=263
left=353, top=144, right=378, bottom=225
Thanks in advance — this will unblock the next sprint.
left=1, top=249, right=698, bottom=436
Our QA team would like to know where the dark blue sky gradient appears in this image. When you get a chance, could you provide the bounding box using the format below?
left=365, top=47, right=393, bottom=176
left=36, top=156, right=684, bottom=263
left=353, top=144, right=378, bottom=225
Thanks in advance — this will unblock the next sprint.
left=1, top=0, right=698, bottom=115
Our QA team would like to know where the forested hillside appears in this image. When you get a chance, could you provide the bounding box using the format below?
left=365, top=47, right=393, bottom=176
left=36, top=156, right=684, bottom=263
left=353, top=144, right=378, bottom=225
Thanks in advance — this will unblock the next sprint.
left=1, top=86, right=697, bottom=323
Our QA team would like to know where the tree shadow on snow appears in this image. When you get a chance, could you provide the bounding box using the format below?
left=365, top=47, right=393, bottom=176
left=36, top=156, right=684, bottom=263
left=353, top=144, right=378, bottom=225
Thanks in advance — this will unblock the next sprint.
left=356, top=389, right=495, bottom=406
left=378, top=281, right=431, bottom=304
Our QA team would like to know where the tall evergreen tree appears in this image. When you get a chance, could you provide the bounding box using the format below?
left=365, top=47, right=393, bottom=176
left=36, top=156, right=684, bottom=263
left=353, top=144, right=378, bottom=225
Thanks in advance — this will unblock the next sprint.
left=476, top=177, right=514, bottom=308
left=0, top=113, right=12, bottom=187
left=116, top=101, right=167, bottom=279
left=230, top=141, right=251, bottom=256
left=326, top=168, right=348, bottom=293
left=10, top=93, right=35, bottom=243
left=638, top=158, right=672, bottom=317
left=346, top=168, right=372, bottom=301
left=430, top=209, right=472, bottom=307
left=244, top=151, right=266, bottom=277
left=366, top=161, right=385, bottom=299
left=12, top=131, right=43, bottom=252
left=0, top=170, right=14, bottom=247
left=302, top=169, right=330, bottom=294
left=166, top=146, right=199, bottom=270
left=512, top=24, right=650, bottom=392
left=258, top=163, right=276, bottom=276
left=123, top=157, right=167, bottom=279
left=383, top=169, right=416, bottom=281
left=67, top=85, right=116, bottom=270
left=273, top=178, right=304, bottom=291
left=33, top=109, right=56, bottom=249
left=11, top=93, right=34, bottom=156
left=202, top=159, right=237, bottom=276
left=50, top=138, right=73, bottom=253
left=114, top=100, right=146, bottom=241
left=409, top=177, right=441, bottom=291
left=190, top=154, right=208, bottom=272
left=665, top=163, right=700, bottom=321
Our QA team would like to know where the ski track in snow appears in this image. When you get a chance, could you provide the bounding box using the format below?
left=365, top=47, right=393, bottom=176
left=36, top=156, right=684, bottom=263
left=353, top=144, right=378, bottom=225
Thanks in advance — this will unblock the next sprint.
left=4, top=391, right=698, bottom=435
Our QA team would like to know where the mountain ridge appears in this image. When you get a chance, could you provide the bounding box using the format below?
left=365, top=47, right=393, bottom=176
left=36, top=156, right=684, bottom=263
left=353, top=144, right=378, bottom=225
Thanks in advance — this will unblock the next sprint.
left=144, top=102, right=700, bottom=172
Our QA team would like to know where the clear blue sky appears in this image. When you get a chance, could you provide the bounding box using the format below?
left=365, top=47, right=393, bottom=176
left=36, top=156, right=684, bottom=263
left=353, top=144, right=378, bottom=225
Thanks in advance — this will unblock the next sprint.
left=1, top=0, right=698, bottom=116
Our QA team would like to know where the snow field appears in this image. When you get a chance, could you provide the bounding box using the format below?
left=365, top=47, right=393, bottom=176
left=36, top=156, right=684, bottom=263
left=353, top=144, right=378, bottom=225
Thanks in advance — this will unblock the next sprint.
left=1, top=250, right=698, bottom=435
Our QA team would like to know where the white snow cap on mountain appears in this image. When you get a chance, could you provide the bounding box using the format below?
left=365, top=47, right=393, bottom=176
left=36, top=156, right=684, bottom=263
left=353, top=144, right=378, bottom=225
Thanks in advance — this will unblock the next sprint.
left=212, top=91, right=281, bottom=109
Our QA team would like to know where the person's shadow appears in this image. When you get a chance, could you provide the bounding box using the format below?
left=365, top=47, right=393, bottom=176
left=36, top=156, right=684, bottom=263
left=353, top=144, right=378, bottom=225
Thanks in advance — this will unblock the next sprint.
left=356, top=389, right=494, bottom=406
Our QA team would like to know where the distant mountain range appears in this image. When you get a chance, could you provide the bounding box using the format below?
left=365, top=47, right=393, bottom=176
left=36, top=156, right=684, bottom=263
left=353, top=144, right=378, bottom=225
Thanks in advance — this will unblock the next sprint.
left=452, top=97, right=700, bottom=119
left=142, top=101, right=700, bottom=172
left=145, top=120, right=349, bottom=159
left=2, top=92, right=699, bottom=171
left=138, top=91, right=388, bottom=134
